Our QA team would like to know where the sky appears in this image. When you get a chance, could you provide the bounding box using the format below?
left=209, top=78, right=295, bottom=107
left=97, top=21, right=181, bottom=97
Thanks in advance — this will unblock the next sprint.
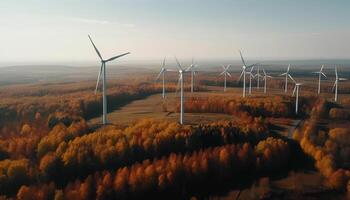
left=0, top=0, right=350, bottom=65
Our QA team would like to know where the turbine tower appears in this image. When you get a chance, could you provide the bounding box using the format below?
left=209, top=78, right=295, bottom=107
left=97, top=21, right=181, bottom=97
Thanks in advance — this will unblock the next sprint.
left=262, top=69, right=272, bottom=94
left=156, top=58, right=168, bottom=98
left=238, top=50, right=256, bottom=98
left=256, top=65, right=263, bottom=89
left=175, top=57, right=190, bottom=125
left=187, top=58, right=198, bottom=93
left=219, top=64, right=231, bottom=92
left=292, top=82, right=303, bottom=114
left=247, top=66, right=255, bottom=95
left=280, top=64, right=295, bottom=93
left=312, top=65, right=327, bottom=95
left=333, top=67, right=347, bottom=102
left=88, top=35, right=130, bottom=125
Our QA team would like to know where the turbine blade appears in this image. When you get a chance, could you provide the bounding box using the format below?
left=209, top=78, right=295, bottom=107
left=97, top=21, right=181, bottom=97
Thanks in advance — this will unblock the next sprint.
left=162, top=57, right=166, bottom=68
left=174, top=57, right=183, bottom=71
left=288, top=74, right=295, bottom=83
left=332, top=81, right=336, bottom=91
left=335, top=67, right=338, bottom=79
left=238, top=71, right=244, bottom=81
left=88, top=35, right=103, bottom=60
left=222, top=65, right=226, bottom=70
left=166, top=69, right=177, bottom=72
left=105, top=52, right=130, bottom=62
left=156, top=68, right=164, bottom=81
left=263, top=69, right=266, bottom=76
left=321, top=72, right=327, bottom=78
left=95, top=63, right=103, bottom=94
left=227, top=72, right=232, bottom=77
left=219, top=71, right=225, bottom=76
left=239, top=50, right=247, bottom=66
left=320, top=65, right=324, bottom=72
left=339, top=78, right=347, bottom=81
left=287, top=64, right=290, bottom=72
left=250, top=66, right=255, bottom=72
left=292, top=85, right=296, bottom=96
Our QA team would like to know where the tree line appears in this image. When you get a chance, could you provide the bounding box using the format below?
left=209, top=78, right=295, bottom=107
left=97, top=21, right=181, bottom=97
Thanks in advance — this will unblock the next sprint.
left=293, top=98, right=350, bottom=191
left=175, top=96, right=312, bottom=118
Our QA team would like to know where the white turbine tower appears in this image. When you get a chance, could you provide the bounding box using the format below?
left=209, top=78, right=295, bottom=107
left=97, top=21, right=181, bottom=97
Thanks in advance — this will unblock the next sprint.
left=156, top=58, right=168, bottom=99
left=312, top=65, right=327, bottom=95
left=219, top=64, right=231, bottom=92
left=256, top=65, right=263, bottom=89
left=292, top=82, right=303, bottom=114
left=238, top=50, right=256, bottom=98
left=247, top=66, right=255, bottom=95
left=280, top=64, right=295, bottom=93
left=187, top=58, right=198, bottom=93
left=333, top=67, right=347, bottom=102
left=262, top=69, right=272, bottom=94
left=175, top=57, right=190, bottom=125
left=88, top=35, right=130, bottom=125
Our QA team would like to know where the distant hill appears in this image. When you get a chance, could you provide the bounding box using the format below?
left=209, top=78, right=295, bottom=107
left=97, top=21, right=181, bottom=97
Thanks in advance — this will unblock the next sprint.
left=1, top=59, right=350, bottom=85
left=0, top=65, right=154, bottom=85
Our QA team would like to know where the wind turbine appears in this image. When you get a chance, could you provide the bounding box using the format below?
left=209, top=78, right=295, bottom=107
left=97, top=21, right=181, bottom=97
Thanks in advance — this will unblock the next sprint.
left=247, top=66, right=255, bottom=95
left=187, top=58, right=198, bottom=93
left=88, top=35, right=130, bottom=125
left=238, top=50, right=256, bottom=98
left=262, top=69, right=272, bottom=94
left=219, top=64, right=231, bottom=92
left=292, top=82, right=303, bottom=114
left=280, top=65, right=295, bottom=93
left=256, top=65, right=263, bottom=89
left=175, top=57, right=190, bottom=125
left=312, top=65, right=327, bottom=95
left=156, top=58, right=168, bottom=98
left=333, top=67, right=347, bottom=102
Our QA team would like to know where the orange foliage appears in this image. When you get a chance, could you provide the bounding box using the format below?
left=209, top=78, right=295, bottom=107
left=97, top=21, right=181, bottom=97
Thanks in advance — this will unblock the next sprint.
left=16, top=138, right=289, bottom=199
left=295, top=98, right=350, bottom=190
left=180, top=96, right=297, bottom=117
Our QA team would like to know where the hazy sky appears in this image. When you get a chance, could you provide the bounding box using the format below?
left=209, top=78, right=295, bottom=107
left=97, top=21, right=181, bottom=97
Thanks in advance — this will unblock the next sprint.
left=1, top=0, right=350, bottom=64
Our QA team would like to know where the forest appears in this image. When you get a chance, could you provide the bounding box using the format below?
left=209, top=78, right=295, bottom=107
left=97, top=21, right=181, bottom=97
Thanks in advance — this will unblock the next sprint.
left=0, top=78, right=349, bottom=199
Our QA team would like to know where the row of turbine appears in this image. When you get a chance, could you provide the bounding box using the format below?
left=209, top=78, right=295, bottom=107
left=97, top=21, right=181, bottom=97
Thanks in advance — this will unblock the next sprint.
left=86, top=35, right=347, bottom=125
left=222, top=64, right=272, bottom=94
left=155, top=51, right=347, bottom=124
